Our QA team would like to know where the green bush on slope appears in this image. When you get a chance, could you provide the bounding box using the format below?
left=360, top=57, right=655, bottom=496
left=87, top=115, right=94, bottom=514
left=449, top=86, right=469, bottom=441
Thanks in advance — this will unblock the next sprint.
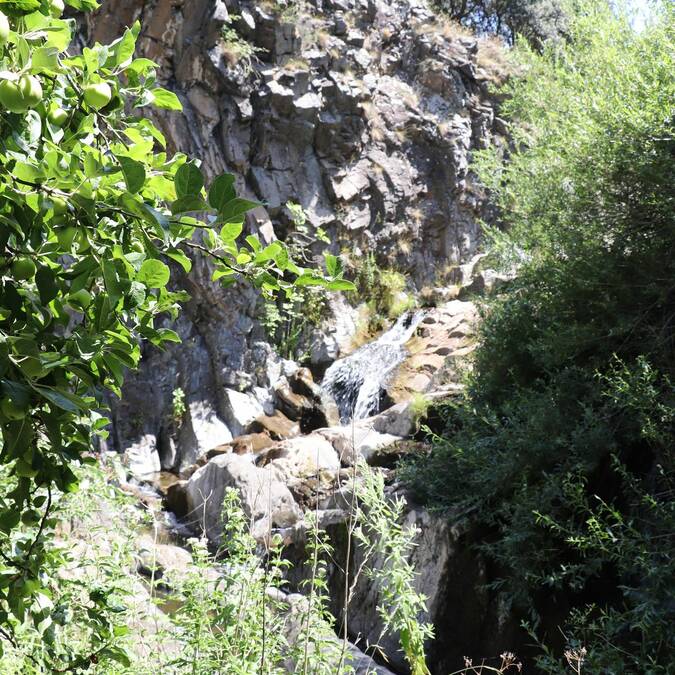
left=402, top=1, right=675, bottom=671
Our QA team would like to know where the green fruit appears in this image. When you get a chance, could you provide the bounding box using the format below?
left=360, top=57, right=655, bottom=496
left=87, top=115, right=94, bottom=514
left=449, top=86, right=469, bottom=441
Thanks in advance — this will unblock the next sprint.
left=11, top=256, right=36, bottom=280
left=47, top=107, right=69, bottom=127
left=0, top=79, right=26, bottom=113
left=0, top=397, right=27, bottom=420
left=75, top=229, right=90, bottom=253
left=51, top=195, right=68, bottom=216
left=0, top=12, right=9, bottom=48
left=20, top=75, right=43, bottom=107
left=56, top=225, right=77, bottom=250
left=68, top=288, right=92, bottom=309
left=83, top=82, right=112, bottom=111
left=47, top=0, right=64, bottom=17
left=0, top=75, right=43, bottom=113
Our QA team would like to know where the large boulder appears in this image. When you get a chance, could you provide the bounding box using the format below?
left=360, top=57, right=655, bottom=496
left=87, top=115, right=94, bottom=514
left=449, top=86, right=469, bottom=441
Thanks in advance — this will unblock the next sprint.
left=288, top=494, right=521, bottom=674
left=256, top=434, right=341, bottom=483
left=185, top=453, right=302, bottom=544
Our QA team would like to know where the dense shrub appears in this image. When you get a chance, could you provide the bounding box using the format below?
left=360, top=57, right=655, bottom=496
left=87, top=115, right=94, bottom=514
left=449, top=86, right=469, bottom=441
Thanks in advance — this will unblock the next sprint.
left=402, top=1, right=675, bottom=671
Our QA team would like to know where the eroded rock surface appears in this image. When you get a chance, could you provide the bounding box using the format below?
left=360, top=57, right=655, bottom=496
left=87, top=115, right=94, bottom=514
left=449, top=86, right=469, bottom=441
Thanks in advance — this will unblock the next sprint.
left=86, top=0, right=516, bottom=670
left=89, top=0, right=506, bottom=470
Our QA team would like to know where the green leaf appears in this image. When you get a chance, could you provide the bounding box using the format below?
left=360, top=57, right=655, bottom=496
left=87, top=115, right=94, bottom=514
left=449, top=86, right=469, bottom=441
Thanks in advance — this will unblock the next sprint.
left=166, top=250, right=192, bottom=273
left=0, top=0, right=40, bottom=16
left=1, top=380, right=31, bottom=407
left=245, top=235, right=261, bottom=252
left=64, top=0, right=99, bottom=9
left=33, top=386, right=85, bottom=412
left=175, top=161, right=204, bottom=198
left=219, top=197, right=258, bottom=222
left=126, top=58, right=156, bottom=75
left=295, top=274, right=327, bottom=287
left=220, top=221, right=243, bottom=242
left=275, top=246, right=289, bottom=270
left=208, top=173, right=236, bottom=211
left=152, top=88, right=182, bottom=111
left=113, top=26, right=136, bottom=67
left=118, top=156, right=146, bottom=194
left=324, top=253, right=342, bottom=278
left=136, top=259, right=170, bottom=288
left=170, top=195, right=209, bottom=215
left=31, top=47, right=59, bottom=73
left=156, top=328, right=181, bottom=343
left=326, top=279, right=356, bottom=291
left=255, top=241, right=282, bottom=263
left=102, top=259, right=124, bottom=306
left=35, top=265, right=59, bottom=304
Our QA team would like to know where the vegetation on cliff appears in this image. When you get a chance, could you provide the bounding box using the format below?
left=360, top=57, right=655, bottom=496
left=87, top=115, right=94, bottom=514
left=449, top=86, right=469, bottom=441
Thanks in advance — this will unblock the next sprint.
left=403, top=1, right=675, bottom=671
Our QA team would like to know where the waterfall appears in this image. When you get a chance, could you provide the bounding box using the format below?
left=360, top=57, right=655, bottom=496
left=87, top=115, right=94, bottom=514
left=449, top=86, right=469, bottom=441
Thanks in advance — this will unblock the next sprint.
left=321, top=311, right=424, bottom=423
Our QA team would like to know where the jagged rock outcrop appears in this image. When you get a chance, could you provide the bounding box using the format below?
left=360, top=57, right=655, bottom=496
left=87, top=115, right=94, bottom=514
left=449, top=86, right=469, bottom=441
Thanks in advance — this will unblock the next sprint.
left=88, top=0, right=506, bottom=468
left=85, top=1, right=514, bottom=671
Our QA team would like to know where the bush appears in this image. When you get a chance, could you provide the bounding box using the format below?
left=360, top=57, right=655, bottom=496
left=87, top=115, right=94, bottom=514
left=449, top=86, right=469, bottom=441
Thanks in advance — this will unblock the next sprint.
left=401, top=2, right=675, bottom=671
left=435, top=0, right=569, bottom=47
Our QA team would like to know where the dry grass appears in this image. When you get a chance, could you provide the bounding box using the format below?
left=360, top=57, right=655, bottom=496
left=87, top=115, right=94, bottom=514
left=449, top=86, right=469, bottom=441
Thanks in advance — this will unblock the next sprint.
left=282, top=56, right=310, bottom=71
left=476, top=35, right=515, bottom=84
left=412, top=15, right=474, bottom=42
left=370, top=127, right=386, bottom=143
left=316, top=29, right=332, bottom=49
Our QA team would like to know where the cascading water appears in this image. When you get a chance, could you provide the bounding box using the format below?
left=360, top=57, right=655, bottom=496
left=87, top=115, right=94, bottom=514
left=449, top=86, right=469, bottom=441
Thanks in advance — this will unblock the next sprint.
left=321, top=311, right=424, bottom=423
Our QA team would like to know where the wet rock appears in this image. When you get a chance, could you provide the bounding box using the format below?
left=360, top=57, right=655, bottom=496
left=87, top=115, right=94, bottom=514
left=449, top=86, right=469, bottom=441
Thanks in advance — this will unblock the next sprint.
left=164, top=480, right=189, bottom=519
left=248, top=410, right=300, bottom=440
left=288, top=367, right=321, bottom=400
left=135, top=533, right=193, bottom=581
left=124, top=434, right=160, bottom=478
left=274, top=379, right=331, bottom=433
left=185, top=454, right=302, bottom=544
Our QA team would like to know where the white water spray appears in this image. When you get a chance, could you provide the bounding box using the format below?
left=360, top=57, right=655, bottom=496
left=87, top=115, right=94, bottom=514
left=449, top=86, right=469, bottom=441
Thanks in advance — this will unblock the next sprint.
left=321, top=311, right=423, bottom=423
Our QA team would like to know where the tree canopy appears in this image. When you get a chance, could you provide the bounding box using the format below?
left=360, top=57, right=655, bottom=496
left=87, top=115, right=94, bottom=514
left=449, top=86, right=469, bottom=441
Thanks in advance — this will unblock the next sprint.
left=436, top=0, right=570, bottom=46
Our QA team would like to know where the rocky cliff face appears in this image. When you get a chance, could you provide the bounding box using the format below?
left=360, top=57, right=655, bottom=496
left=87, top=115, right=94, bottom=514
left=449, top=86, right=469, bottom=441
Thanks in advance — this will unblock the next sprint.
left=85, top=1, right=514, bottom=671
left=86, top=0, right=506, bottom=467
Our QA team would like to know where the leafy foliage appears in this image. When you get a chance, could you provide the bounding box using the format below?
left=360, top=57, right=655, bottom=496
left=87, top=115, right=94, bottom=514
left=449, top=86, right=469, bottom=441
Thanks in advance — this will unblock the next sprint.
left=402, top=1, right=675, bottom=670
left=435, top=0, right=570, bottom=46
left=258, top=202, right=333, bottom=360
left=349, top=253, right=415, bottom=337
left=0, top=1, right=352, bottom=663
